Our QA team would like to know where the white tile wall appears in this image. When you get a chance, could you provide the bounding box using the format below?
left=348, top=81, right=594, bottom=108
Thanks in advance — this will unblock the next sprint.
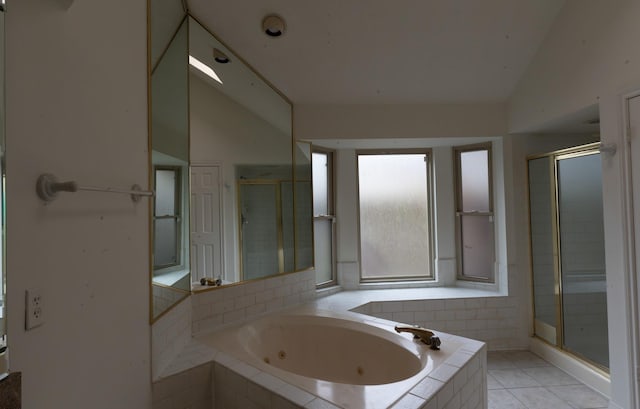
left=152, top=270, right=317, bottom=386
left=352, top=296, right=528, bottom=351
left=191, top=269, right=317, bottom=335
left=152, top=296, right=193, bottom=380
left=152, top=363, right=212, bottom=409
left=153, top=285, right=188, bottom=318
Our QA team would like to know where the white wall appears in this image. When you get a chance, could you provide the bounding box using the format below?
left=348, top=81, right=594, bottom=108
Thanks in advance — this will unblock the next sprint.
left=296, top=103, right=507, bottom=140
left=6, top=1, right=151, bottom=408
left=509, top=0, right=640, bottom=133
left=509, top=1, right=640, bottom=407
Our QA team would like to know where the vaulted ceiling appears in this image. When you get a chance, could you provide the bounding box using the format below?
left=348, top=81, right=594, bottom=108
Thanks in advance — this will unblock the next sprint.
left=186, top=0, right=566, bottom=104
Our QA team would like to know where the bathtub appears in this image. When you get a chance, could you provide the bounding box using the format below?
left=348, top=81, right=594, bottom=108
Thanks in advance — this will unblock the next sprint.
left=199, top=308, right=468, bottom=408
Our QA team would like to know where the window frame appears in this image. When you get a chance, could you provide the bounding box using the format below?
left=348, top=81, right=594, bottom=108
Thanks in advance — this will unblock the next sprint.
left=453, top=143, right=495, bottom=282
left=312, top=147, right=337, bottom=288
left=356, top=148, right=435, bottom=282
left=153, top=165, right=182, bottom=270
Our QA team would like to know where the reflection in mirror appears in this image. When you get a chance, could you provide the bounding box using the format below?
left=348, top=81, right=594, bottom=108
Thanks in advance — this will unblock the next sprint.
left=294, top=142, right=313, bottom=271
left=149, top=10, right=314, bottom=319
left=150, top=11, right=190, bottom=320
left=189, top=16, right=308, bottom=288
left=0, top=4, right=6, bottom=352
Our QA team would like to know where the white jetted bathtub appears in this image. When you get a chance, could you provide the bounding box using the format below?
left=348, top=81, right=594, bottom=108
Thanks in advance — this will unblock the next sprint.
left=199, top=308, right=468, bottom=408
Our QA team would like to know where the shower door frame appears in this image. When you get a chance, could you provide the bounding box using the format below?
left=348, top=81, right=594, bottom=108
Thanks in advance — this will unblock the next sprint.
left=527, top=142, right=610, bottom=374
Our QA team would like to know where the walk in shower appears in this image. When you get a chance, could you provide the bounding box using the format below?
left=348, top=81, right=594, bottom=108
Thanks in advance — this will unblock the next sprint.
left=528, top=143, right=609, bottom=370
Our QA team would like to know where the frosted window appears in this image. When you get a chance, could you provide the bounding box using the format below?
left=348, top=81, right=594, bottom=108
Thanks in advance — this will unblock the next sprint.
left=314, top=219, right=333, bottom=285
left=154, top=218, right=177, bottom=266
left=155, top=169, right=176, bottom=216
left=295, top=181, right=314, bottom=270
left=312, top=152, right=328, bottom=216
left=153, top=168, right=180, bottom=269
left=460, top=215, right=494, bottom=280
left=358, top=153, right=432, bottom=279
left=460, top=150, right=490, bottom=212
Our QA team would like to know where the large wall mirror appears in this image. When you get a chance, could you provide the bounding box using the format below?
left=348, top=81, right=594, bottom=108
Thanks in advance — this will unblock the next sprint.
left=0, top=2, right=6, bottom=364
left=150, top=1, right=313, bottom=321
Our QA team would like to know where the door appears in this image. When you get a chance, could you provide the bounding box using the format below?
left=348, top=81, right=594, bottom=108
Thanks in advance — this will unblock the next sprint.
left=190, top=165, right=223, bottom=284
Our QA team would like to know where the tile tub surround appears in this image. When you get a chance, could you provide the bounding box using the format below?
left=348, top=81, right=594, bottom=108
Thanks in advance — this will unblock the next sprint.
left=348, top=294, right=528, bottom=351
left=209, top=315, right=487, bottom=409
left=154, top=287, right=522, bottom=408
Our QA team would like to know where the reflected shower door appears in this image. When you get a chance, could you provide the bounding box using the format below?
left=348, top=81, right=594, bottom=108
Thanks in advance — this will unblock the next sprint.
left=239, top=183, right=281, bottom=280
left=557, top=152, right=609, bottom=368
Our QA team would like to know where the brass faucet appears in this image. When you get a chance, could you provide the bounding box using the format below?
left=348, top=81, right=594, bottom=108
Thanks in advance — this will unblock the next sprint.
left=395, top=325, right=441, bottom=350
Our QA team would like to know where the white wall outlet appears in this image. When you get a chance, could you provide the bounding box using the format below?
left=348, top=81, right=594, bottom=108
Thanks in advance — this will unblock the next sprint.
left=25, top=288, right=45, bottom=330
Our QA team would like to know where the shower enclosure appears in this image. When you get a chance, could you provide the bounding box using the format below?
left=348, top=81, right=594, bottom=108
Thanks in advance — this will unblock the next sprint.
left=527, top=143, right=609, bottom=370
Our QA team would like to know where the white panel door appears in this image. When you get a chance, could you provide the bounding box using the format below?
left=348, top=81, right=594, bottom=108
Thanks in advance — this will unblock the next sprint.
left=190, top=165, right=223, bottom=283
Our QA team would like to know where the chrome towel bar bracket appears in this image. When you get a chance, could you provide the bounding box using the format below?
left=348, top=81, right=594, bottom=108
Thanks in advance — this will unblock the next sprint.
left=36, top=173, right=154, bottom=203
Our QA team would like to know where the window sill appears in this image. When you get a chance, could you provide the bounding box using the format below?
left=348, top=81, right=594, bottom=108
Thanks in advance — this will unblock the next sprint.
left=313, top=285, right=506, bottom=312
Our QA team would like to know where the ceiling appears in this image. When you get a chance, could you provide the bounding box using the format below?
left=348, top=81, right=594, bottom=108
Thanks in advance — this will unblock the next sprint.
left=186, top=0, right=566, bottom=105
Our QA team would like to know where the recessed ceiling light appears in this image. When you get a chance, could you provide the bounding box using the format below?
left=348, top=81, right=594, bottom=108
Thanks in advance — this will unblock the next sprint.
left=189, top=55, right=223, bottom=85
left=262, top=14, right=285, bottom=37
left=213, top=48, right=230, bottom=64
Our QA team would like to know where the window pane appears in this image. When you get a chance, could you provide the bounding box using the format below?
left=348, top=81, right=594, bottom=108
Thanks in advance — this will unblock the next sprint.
left=460, top=215, right=494, bottom=280
left=295, top=181, right=314, bottom=270
left=460, top=150, right=489, bottom=212
left=358, top=154, right=431, bottom=279
left=155, top=169, right=176, bottom=216
left=154, top=218, right=177, bottom=266
left=312, top=152, right=328, bottom=215
left=314, top=219, right=333, bottom=284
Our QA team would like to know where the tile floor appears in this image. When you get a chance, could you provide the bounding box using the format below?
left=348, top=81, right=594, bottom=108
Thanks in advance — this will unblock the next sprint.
left=487, top=351, right=609, bottom=409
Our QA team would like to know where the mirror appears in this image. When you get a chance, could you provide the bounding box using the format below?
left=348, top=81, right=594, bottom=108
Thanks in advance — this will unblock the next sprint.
left=294, top=142, right=314, bottom=271
left=0, top=2, right=6, bottom=356
left=188, top=16, right=301, bottom=285
left=149, top=7, right=314, bottom=320
left=150, top=2, right=190, bottom=320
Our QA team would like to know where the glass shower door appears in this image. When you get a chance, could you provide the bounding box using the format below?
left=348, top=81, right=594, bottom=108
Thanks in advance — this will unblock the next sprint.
left=528, top=144, right=609, bottom=370
left=557, top=152, right=609, bottom=368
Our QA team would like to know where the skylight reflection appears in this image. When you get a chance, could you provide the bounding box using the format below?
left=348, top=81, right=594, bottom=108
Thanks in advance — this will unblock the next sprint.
left=189, top=55, right=223, bottom=85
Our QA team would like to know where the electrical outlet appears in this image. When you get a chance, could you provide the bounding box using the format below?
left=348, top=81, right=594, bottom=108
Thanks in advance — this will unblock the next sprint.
left=25, top=288, right=45, bottom=330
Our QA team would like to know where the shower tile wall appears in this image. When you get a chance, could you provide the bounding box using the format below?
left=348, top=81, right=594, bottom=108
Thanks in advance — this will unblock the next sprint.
left=353, top=296, right=528, bottom=350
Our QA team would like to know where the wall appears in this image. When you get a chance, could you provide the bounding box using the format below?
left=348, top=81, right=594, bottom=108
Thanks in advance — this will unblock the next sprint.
left=6, top=1, right=151, bottom=408
left=296, top=103, right=507, bottom=140
left=509, top=1, right=640, bottom=406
